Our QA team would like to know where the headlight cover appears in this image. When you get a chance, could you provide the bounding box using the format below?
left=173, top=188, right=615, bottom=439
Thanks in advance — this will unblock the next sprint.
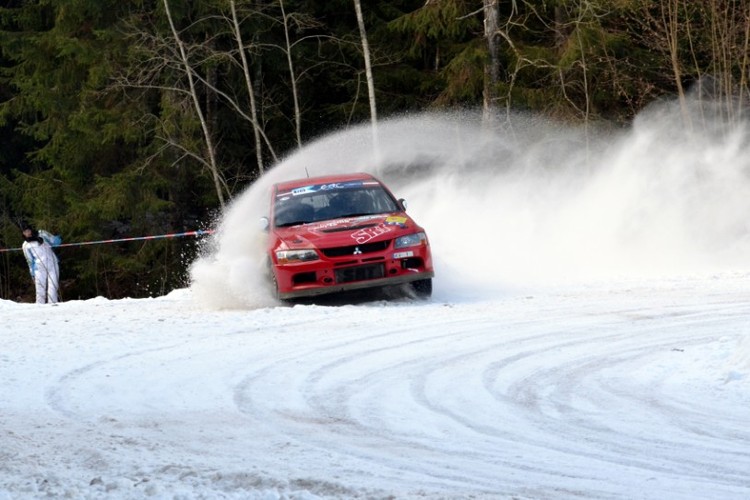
left=394, top=232, right=427, bottom=249
left=276, top=249, right=319, bottom=264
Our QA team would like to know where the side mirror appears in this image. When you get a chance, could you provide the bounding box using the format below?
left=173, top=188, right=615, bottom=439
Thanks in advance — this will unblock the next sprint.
left=398, top=198, right=408, bottom=211
left=260, top=216, right=270, bottom=231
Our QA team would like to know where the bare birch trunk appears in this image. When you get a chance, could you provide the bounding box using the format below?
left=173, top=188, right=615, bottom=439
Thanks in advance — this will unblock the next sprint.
left=739, top=7, right=750, bottom=119
left=353, top=0, right=378, bottom=150
left=280, top=0, right=303, bottom=148
left=230, top=0, right=265, bottom=174
left=163, top=0, right=226, bottom=208
left=483, top=0, right=500, bottom=127
left=662, top=0, right=691, bottom=128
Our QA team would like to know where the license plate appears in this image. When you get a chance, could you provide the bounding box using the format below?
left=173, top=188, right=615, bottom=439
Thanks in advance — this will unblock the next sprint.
left=335, top=263, right=385, bottom=283
left=393, top=251, right=414, bottom=259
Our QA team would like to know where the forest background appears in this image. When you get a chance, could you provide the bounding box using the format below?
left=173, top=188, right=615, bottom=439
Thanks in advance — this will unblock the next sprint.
left=1, top=0, right=749, bottom=301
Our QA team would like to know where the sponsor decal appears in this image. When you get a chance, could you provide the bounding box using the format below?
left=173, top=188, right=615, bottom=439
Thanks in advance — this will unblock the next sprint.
left=310, top=214, right=381, bottom=231
left=286, top=180, right=366, bottom=197
left=351, top=224, right=393, bottom=244
left=384, top=216, right=408, bottom=228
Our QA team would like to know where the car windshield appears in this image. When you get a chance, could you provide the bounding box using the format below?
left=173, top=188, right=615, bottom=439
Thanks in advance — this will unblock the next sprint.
left=274, top=182, right=400, bottom=227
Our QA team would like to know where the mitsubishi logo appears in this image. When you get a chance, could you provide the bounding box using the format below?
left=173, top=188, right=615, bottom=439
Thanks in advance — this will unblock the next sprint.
left=353, top=246, right=363, bottom=255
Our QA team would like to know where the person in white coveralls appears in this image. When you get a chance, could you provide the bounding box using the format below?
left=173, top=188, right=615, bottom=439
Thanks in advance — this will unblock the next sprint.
left=21, top=223, right=61, bottom=304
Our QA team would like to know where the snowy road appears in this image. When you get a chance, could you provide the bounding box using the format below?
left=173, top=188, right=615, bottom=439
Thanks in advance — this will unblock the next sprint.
left=2, top=274, right=749, bottom=499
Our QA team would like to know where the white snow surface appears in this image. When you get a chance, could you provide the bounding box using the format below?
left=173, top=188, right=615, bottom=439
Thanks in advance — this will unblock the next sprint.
left=2, top=278, right=749, bottom=499
left=3, top=101, right=750, bottom=498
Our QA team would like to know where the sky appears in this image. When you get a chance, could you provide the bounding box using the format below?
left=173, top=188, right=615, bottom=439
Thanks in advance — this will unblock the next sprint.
left=2, top=99, right=750, bottom=499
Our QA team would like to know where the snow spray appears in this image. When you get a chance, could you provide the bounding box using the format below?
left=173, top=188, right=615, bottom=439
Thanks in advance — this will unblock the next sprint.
left=190, top=98, right=750, bottom=309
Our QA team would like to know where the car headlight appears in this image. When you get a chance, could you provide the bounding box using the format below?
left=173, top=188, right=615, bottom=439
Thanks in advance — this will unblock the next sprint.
left=393, top=232, right=427, bottom=249
left=276, top=249, right=319, bottom=264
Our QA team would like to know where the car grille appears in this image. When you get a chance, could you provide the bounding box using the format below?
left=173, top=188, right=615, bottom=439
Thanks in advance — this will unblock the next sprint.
left=321, top=240, right=390, bottom=257
left=335, top=263, right=385, bottom=284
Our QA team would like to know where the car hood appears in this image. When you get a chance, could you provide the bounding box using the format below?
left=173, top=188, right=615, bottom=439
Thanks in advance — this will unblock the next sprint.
left=273, top=213, right=416, bottom=249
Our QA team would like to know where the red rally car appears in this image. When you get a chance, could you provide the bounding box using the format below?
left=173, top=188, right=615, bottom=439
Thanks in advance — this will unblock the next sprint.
left=263, top=173, right=434, bottom=300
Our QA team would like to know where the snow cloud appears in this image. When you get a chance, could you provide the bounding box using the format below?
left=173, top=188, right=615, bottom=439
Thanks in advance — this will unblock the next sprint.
left=191, top=99, right=750, bottom=308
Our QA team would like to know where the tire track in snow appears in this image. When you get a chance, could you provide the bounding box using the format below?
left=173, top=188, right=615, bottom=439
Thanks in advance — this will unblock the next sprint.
left=24, top=286, right=749, bottom=499
left=232, top=302, right=606, bottom=492
left=230, top=295, right=750, bottom=498
left=45, top=312, right=321, bottom=421
left=45, top=343, right=187, bottom=419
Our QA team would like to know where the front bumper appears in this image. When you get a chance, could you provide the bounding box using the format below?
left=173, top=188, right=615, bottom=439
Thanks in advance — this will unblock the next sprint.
left=278, top=270, right=434, bottom=299
left=273, top=245, right=434, bottom=300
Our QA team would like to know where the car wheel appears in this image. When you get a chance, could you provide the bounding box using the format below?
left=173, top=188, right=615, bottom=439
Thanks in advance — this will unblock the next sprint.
left=410, top=278, right=432, bottom=299
left=266, top=260, right=281, bottom=301
left=271, top=272, right=281, bottom=301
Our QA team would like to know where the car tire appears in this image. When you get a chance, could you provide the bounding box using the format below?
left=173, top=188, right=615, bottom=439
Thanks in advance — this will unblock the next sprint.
left=271, top=272, right=281, bottom=301
left=410, top=278, right=432, bottom=299
left=266, top=260, right=281, bottom=301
